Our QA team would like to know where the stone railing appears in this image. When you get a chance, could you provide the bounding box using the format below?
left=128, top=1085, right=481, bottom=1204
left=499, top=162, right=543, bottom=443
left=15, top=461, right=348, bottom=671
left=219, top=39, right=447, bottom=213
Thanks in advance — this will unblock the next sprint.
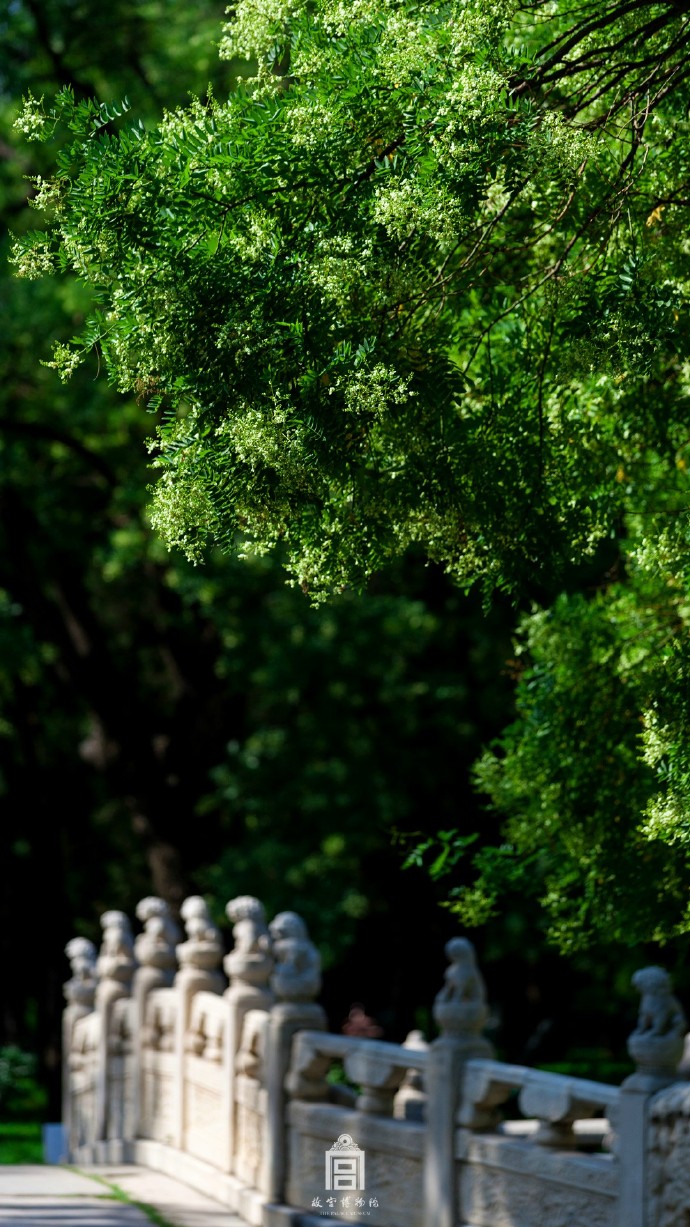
left=63, top=897, right=690, bottom=1227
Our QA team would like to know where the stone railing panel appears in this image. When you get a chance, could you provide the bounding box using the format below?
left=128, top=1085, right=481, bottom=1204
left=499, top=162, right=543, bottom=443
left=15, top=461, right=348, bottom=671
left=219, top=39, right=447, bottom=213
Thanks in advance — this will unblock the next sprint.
left=69, top=1011, right=100, bottom=1150
left=184, top=991, right=229, bottom=1169
left=288, top=1030, right=427, bottom=1117
left=140, top=988, right=177, bottom=1144
left=285, top=1031, right=428, bottom=1226
left=187, top=991, right=226, bottom=1062
left=286, top=1099, right=425, bottom=1227
left=457, top=1131, right=618, bottom=1227
left=144, top=987, right=177, bottom=1052
left=236, top=1008, right=269, bottom=1080
left=235, top=1074, right=268, bottom=1191
left=232, top=1003, right=270, bottom=1187
left=456, top=1059, right=620, bottom=1227
left=107, top=997, right=135, bottom=1141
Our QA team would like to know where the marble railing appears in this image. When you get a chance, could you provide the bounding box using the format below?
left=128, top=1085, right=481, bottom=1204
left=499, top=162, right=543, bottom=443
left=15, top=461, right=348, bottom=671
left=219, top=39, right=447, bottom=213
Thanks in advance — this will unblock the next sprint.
left=63, top=897, right=690, bottom=1227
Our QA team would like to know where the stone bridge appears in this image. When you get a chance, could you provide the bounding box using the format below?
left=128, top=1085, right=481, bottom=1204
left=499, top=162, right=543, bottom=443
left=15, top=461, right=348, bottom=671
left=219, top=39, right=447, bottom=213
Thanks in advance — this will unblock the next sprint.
left=58, top=893, right=690, bottom=1227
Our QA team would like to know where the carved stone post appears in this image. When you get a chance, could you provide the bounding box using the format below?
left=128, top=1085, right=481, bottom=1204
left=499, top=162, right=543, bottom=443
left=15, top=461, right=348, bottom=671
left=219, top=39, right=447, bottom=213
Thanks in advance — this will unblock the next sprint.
left=617, top=966, right=686, bottom=1227
left=94, top=911, right=135, bottom=1144
left=173, top=895, right=224, bottom=1150
left=424, top=937, right=493, bottom=1227
left=131, top=896, right=180, bottom=1139
left=62, top=937, right=97, bottom=1157
left=262, top=912, right=327, bottom=1204
left=223, top=895, right=273, bottom=1173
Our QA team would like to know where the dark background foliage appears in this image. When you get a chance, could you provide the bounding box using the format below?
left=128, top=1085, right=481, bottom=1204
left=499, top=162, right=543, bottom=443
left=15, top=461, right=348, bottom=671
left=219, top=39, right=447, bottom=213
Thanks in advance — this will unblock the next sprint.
left=0, top=0, right=513, bottom=1117
left=2, top=0, right=682, bottom=1127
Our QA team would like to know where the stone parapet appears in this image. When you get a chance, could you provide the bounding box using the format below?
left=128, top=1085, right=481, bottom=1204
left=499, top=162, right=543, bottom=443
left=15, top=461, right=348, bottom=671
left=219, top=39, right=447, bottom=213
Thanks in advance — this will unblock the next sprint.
left=63, top=901, right=690, bottom=1227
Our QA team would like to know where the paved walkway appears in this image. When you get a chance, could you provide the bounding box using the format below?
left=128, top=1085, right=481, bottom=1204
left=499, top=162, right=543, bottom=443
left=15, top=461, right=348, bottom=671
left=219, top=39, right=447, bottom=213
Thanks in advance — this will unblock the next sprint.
left=0, top=1165, right=246, bottom=1226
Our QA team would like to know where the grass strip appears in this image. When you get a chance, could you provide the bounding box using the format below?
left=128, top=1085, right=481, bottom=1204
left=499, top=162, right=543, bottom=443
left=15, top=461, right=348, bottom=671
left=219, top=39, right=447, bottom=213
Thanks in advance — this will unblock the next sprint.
left=73, top=1168, right=180, bottom=1227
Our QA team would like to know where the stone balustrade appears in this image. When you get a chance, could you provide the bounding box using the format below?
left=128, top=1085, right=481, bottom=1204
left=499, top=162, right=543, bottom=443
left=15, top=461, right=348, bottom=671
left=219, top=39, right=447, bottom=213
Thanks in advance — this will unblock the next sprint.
left=63, top=898, right=690, bottom=1227
left=458, top=1058, right=619, bottom=1144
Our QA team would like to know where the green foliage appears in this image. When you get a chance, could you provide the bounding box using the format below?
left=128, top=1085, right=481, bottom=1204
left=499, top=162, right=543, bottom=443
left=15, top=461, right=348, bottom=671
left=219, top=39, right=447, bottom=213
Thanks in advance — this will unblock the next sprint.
left=0, top=1046, right=46, bottom=1127
left=469, top=593, right=678, bottom=950
left=0, top=1122, right=43, bottom=1164
left=456, top=475, right=690, bottom=949
left=13, top=0, right=690, bottom=952
left=1, top=0, right=516, bottom=1067
left=0, top=11, right=524, bottom=1065
left=0, top=1046, right=37, bottom=1109
left=181, top=561, right=510, bottom=964
left=20, top=0, right=687, bottom=600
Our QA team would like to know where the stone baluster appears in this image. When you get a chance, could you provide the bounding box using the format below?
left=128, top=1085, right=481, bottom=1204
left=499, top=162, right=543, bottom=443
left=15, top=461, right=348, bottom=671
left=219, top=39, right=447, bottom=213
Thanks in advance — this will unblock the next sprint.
left=424, top=937, right=494, bottom=1227
left=131, top=896, right=180, bottom=1139
left=342, top=1044, right=409, bottom=1116
left=457, top=1059, right=518, bottom=1130
left=458, top=1056, right=619, bottom=1145
left=63, top=936, right=97, bottom=1157
left=262, top=911, right=327, bottom=1204
left=618, top=965, right=686, bottom=1227
left=518, top=1077, right=607, bottom=1148
left=94, top=911, right=136, bottom=1144
left=173, top=895, right=224, bottom=1150
left=223, top=895, right=274, bottom=1173
left=393, top=1030, right=429, bottom=1121
left=285, top=1030, right=334, bottom=1103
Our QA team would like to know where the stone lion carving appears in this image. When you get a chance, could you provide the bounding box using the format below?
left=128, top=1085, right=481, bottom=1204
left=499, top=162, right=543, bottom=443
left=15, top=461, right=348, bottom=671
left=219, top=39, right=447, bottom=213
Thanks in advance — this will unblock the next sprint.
left=97, top=911, right=135, bottom=987
left=628, top=965, right=686, bottom=1082
left=64, top=937, right=97, bottom=1008
left=226, top=894, right=267, bottom=940
left=176, top=895, right=223, bottom=972
left=433, top=936, right=489, bottom=1039
left=134, top=896, right=180, bottom=971
left=65, top=936, right=97, bottom=981
left=269, top=911, right=321, bottom=1002
left=631, top=966, right=686, bottom=1039
left=224, top=895, right=272, bottom=988
left=436, top=937, right=487, bottom=1006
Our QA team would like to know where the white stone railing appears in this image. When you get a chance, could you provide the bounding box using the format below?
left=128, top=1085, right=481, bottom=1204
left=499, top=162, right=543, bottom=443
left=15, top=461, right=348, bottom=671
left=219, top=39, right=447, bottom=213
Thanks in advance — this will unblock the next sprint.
left=458, top=1057, right=619, bottom=1145
left=455, top=1059, right=619, bottom=1227
left=62, top=897, right=690, bottom=1227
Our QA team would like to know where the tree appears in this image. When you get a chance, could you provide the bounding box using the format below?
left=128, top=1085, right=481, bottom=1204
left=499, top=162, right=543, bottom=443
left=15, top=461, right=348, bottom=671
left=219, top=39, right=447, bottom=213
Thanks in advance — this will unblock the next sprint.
left=14, top=0, right=690, bottom=951
left=0, top=0, right=240, bottom=1108
left=3, top=1, right=525, bottom=1109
